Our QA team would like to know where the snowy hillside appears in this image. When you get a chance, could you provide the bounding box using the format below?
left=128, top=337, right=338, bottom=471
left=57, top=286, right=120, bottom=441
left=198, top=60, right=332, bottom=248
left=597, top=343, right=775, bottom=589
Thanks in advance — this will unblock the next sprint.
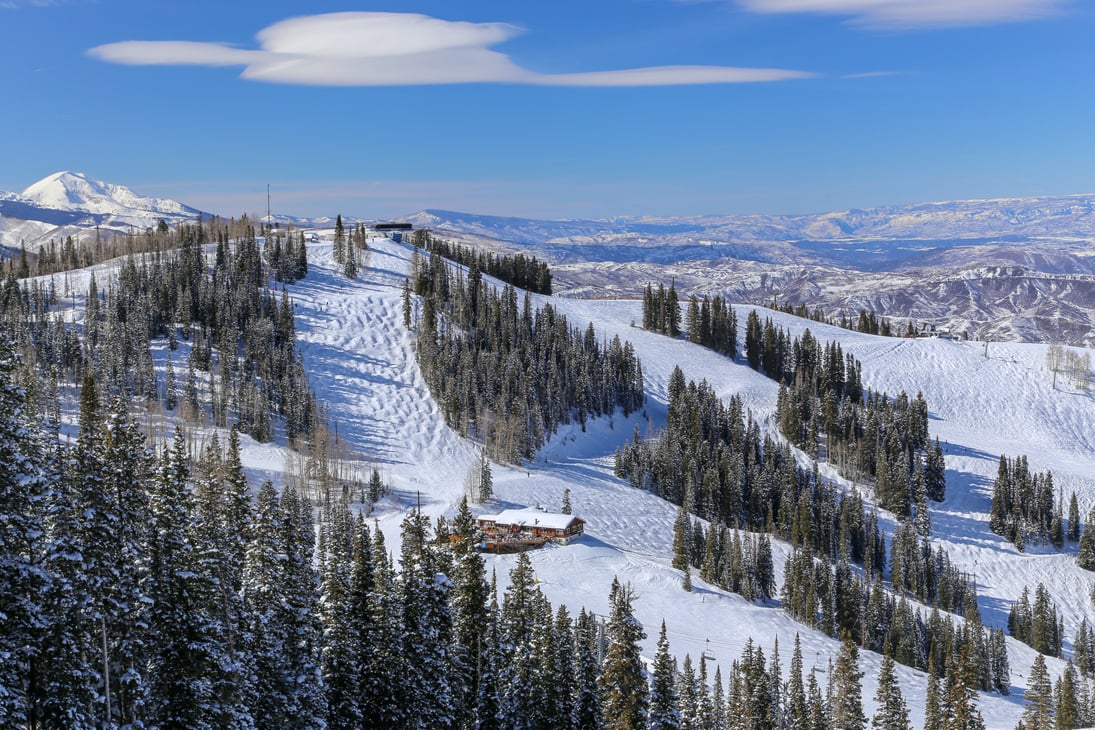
left=30, top=230, right=1095, bottom=727
left=0, top=171, right=204, bottom=250
left=174, top=235, right=1095, bottom=727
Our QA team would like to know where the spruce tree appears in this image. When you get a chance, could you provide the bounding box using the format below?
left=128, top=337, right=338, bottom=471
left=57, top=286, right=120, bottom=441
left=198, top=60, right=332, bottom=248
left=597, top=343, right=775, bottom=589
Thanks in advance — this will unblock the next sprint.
left=601, top=578, right=648, bottom=730
left=451, top=497, right=491, bottom=729
left=1022, top=654, right=1054, bottom=730
left=871, top=656, right=911, bottom=730
left=0, top=338, right=49, bottom=727
left=1078, top=508, right=1095, bottom=570
left=648, top=622, right=681, bottom=730
left=830, top=632, right=867, bottom=730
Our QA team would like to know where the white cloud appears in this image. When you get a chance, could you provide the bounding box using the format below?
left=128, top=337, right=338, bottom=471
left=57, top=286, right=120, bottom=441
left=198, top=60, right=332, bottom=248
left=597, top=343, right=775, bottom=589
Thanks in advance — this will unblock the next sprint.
left=89, top=11, right=813, bottom=86
left=735, top=0, right=1067, bottom=28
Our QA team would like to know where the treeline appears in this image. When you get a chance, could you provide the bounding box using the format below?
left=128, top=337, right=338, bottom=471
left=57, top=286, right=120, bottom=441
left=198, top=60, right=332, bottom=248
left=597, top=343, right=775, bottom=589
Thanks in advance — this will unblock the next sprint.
left=411, top=250, right=643, bottom=463
left=768, top=300, right=896, bottom=337
left=641, top=285, right=738, bottom=357
left=0, top=220, right=318, bottom=444
left=642, top=282, right=681, bottom=337
left=673, top=513, right=776, bottom=600
left=415, top=229, right=553, bottom=295
left=1008, top=583, right=1064, bottom=657
left=989, top=454, right=1074, bottom=551
left=331, top=214, right=371, bottom=279
left=616, top=367, right=1007, bottom=687
left=744, top=312, right=945, bottom=518
left=782, top=545, right=1008, bottom=693
left=6, top=214, right=280, bottom=279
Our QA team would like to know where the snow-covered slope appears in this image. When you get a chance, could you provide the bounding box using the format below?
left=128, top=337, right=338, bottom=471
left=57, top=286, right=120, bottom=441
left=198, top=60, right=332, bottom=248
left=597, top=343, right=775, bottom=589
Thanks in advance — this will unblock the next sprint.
left=40, top=233, right=1095, bottom=728
left=0, top=171, right=204, bottom=250
left=253, top=237, right=1095, bottom=729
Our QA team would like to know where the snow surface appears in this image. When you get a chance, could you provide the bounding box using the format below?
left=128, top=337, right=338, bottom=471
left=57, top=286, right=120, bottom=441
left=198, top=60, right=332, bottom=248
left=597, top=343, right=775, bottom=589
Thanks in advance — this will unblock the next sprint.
left=36, top=233, right=1095, bottom=729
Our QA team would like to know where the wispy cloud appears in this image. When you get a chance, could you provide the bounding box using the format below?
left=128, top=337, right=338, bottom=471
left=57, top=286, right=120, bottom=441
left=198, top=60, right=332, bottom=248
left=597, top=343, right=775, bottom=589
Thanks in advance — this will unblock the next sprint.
left=89, top=11, right=814, bottom=86
left=735, top=0, right=1068, bottom=29
left=1, top=0, right=65, bottom=8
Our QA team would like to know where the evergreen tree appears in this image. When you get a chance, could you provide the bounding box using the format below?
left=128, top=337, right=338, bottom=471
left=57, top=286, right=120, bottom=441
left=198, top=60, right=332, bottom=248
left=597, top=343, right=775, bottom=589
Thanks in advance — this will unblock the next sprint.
left=942, top=636, right=985, bottom=730
left=925, top=655, right=943, bottom=730
left=648, top=621, right=681, bottom=730
left=574, top=608, right=605, bottom=730
left=830, top=631, right=867, bottom=730
left=451, top=497, right=491, bottom=730
left=0, top=338, right=49, bottom=727
left=400, top=509, right=456, bottom=729
left=1022, top=654, right=1054, bottom=730
left=871, top=656, right=911, bottom=730
left=601, top=578, right=648, bottom=730
left=1078, top=508, right=1095, bottom=570
left=1055, top=662, right=1080, bottom=730
left=787, top=635, right=809, bottom=730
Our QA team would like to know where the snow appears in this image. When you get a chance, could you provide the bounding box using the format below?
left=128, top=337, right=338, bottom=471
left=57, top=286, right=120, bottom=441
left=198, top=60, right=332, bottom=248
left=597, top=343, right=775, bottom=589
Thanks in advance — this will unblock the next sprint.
left=35, top=231, right=1095, bottom=729
left=478, top=509, right=582, bottom=531
left=0, top=171, right=204, bottom=251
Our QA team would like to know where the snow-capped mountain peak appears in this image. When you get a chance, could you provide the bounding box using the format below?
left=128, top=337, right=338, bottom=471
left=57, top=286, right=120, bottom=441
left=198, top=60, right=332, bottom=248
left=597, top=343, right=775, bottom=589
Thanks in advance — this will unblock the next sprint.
left=19, top=170, right=198, bottom=217
left=0, top=171, right=205, bottom=251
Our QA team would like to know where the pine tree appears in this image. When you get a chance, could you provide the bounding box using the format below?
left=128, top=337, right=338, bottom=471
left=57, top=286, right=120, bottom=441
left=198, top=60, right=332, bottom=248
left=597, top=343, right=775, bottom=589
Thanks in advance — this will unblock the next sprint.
left=451, top=497, right=491, bottom=729
left=478, top=451, right=494, bottom=502
left=1022, top=654, right=1054, bottom=730
left=1078, top=508, right=1095, bottom=570
left=871, top=656, right=911, bottom=730
left=648, top=621, right=681, bottom=730
left=399, top=509, right=456, bottom=729
left=925, top=654, right=943, bottom=730
left=0, top=338, right=49, bottom=727
left=601, top=578, right=648, bottom=730
left=830, top=631, right=867, bottom=730
left=1056, top=662, right=1080, bottom=730
left=1069, top=493, right=1081, bottom=543
left=787, top=635, right=809, bottom=730
left=574, top=607, right=604, bottom=730
left=942, top=635, right=985, bottom=730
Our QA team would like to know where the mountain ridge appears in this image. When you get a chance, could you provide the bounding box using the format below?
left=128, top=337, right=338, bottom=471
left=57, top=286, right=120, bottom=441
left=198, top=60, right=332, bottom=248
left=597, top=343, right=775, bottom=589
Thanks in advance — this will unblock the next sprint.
left=0, top=171, right=205, bottom=250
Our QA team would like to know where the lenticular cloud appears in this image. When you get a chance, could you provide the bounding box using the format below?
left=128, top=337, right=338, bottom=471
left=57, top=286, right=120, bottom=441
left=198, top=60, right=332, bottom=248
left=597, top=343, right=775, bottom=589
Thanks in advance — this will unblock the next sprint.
left=89, top=11, right=813, bottom=87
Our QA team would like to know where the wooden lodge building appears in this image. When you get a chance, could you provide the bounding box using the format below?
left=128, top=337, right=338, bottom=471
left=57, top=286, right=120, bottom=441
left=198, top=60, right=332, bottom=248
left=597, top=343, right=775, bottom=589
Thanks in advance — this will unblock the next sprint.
left=476, top=509, right=585, bottom=554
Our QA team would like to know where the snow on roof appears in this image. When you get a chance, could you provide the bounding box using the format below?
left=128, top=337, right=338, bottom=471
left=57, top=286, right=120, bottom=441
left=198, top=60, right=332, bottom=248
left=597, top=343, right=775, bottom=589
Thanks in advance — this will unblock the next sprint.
left=478, top=508, right=582, bottom=531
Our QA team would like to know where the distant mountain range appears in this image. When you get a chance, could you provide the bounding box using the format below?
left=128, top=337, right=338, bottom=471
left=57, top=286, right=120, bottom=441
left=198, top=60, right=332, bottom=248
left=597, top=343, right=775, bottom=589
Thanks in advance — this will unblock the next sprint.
left=407, top=203, right=1095, bottom=346
left=0, top=171, right=205, bottom=252
left=3, top=172, right=1093, bottom=345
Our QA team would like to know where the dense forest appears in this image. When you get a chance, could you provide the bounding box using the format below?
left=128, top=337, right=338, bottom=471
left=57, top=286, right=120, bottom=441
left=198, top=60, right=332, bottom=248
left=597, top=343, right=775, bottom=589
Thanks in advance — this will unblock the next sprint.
left=0, top=220, right=318, bottom=445
left=639, top=290, right=946, bottom=522
left=415, top=229, right=554, bottom=295
left=409, top=248, right=643, bottom=463
left=0, top=354, right=969, bottom=729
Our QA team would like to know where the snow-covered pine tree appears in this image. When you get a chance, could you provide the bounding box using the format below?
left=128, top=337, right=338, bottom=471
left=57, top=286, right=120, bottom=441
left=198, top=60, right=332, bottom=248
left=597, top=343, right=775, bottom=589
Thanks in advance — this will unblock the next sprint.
left=600, top=578, right=647, bottom=730
left=871, top=656, right=911, bottom=730
left=450, top=497, right=491, bottom=729
left=399, top=508, right=456, bottom=729
left=830, top=632, right=866, bottom=730
left=319, top=489, right=361, bottom=729
left=0, top=337, right=50, bottom=727
left=1022, top=654, right=1054, bottom=730
left=574, top=607, right=604, bottom=730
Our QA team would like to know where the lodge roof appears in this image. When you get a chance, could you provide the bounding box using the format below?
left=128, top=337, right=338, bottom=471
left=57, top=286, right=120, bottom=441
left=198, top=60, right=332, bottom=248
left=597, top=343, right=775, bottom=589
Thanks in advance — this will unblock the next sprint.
left=478, top=509, right=583, bottom=531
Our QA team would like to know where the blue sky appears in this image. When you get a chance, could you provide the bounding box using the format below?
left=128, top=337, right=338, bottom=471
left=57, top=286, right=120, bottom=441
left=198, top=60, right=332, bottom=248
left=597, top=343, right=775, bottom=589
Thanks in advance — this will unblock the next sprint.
left=1, top=0, right=1093, bottom=219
